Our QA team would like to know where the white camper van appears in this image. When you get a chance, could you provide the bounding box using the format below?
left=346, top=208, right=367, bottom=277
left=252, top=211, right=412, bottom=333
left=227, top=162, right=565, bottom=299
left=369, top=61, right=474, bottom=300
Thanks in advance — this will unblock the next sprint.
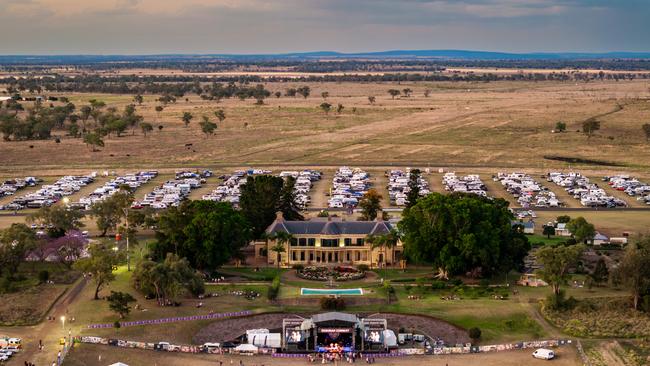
left=532, top=348, right=555, bottom=360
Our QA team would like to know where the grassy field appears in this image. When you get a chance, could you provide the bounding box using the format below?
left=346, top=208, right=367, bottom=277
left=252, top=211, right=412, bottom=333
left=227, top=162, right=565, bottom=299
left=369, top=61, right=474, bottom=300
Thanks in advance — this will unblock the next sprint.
left=1, top=80, right=650, bottom=174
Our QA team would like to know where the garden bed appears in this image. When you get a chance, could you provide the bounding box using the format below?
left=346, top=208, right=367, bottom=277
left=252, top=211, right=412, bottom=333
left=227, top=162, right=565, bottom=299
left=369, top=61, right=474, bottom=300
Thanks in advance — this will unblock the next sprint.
left=296, top=266, right=365, bottom=281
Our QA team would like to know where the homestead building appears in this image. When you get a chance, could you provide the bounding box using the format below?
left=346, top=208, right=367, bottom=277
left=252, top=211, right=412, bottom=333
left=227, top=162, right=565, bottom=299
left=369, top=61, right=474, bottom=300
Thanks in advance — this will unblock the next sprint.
left=255, top=212, right=403, bottom=267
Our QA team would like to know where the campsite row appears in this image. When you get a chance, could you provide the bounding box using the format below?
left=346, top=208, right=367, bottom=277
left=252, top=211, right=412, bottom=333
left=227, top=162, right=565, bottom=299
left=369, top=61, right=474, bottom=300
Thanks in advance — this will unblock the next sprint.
left=604, top=175, right=650, bottom=204
left=2, top=174, right=96, bottom=211
left=547, top=172, right=627, bottom=208
left=495, top=172, right=561, bottom=208
left=132, top=170, right=212, bottom=209
left=201, top=169, right=272, bottom=207
left=279, top=170, right=323, bottom=208
left=2, top=169, right=649, bottom=211
left=442, top=173, right=488, bottom=197
left=328, top=167, right=371, bottom=208
left=74, top=171, right=159, bottom=210
left=387, top=169, right=431, bottom=206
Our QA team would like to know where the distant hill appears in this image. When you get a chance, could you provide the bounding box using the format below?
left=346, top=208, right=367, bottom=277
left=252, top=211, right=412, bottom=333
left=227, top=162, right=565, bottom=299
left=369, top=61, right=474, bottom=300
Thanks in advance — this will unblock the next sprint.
left=274, top=50, right=650, bottom=60
left=1, top=50, right=650, bottom=64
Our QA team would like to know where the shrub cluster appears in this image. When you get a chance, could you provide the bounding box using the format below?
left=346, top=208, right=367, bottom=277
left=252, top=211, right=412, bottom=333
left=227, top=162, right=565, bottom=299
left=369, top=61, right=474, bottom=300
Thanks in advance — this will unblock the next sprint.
left=296, top=266, right=365, bottom=281
left=320, top=297, right=346, bottom=311
left=267, top=275, right=281, bottom=300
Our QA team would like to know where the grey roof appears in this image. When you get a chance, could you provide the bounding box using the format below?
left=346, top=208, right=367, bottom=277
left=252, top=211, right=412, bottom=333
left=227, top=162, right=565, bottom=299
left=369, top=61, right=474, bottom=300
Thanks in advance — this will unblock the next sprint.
left=512, top=220, right=534, bottom=229
left=312, top=312, right=359, bottom=324
left=266, top=220, right=392, bottom=236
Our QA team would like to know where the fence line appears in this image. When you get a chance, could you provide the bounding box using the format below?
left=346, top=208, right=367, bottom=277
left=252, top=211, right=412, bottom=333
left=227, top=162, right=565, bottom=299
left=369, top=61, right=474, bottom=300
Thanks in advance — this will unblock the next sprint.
left=78, top=335, right=574, bottom=358
left=575, top=340, right=592, bottom=366
left=87, top=310, right=253, bottom=329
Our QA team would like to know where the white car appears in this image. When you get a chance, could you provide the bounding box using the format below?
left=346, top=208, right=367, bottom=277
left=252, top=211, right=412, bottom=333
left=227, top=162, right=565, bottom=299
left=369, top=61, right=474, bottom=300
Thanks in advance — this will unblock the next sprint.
left=532, top=348, right=555, bottom=360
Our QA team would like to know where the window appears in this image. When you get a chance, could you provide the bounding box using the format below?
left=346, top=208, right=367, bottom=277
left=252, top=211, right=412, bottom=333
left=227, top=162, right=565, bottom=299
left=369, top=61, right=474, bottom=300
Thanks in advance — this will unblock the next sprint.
left=298, top=238, right=307, bottom=246
left=309, top=252, right=314, bottom=261
left=292, top=251, right=297, bottom=261
left=356, top=238, right=365, bottom=246
left=290, top=238, right=298, bottom=246
left=300, top=251, right=305, bottom=261
left=308, top=238, right=316, bottom=247
left=344, top=238, right=352, bottom=246
left=321, top=239, right=338, bottom=248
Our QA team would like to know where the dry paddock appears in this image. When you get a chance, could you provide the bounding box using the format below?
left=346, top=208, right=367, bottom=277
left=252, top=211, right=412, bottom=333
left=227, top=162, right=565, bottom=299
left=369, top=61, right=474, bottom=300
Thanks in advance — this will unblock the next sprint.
left=64, top=343, right=582, bottom=366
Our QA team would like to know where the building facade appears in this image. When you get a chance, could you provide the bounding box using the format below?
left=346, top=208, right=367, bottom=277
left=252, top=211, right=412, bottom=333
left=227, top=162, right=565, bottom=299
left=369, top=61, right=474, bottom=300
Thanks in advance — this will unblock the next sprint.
left=254, top=212, right=403, bottom=268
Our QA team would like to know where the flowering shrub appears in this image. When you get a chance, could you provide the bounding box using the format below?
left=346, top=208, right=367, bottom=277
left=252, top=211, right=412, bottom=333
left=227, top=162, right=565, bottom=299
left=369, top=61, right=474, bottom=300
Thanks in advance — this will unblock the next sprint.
left=296, top=266, right=365, bottom=281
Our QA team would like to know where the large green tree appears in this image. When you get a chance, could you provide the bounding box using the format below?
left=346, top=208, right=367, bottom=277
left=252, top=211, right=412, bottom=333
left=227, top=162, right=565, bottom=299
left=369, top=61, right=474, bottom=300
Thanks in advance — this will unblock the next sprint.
left=398, top=193, right=530, bottom=276
left=359, top=188, right=383, bottom=221
left=277, top=176, right=304, bottom=221
left=618, top=236, right=650, bottom=310
left=28, top=205, right=85, bottom=237
left=90, top=189, right=133, bottom=237
left=405, top=169, right=422, bottom=209
left=566, top=216, right=595, bottom=244
left=0, top=224, right=37, bottom=279
left=74, top=242, right=124, bottom=300
left=536, top=244, right=585, bottom=297
left=151, top=200, right=251, bottom=270
left=132, top=253, right=204, bottom=306
left=107, top=291, right=136, bottom=319
left=239, top=175, right=284, bottom=238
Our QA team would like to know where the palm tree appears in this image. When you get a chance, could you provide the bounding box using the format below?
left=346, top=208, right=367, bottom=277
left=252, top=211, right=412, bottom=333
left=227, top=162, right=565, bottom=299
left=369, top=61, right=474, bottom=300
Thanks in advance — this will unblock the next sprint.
left=367, top=228, right=400, bottom=278
left=270, top=231, right=293, bottom=268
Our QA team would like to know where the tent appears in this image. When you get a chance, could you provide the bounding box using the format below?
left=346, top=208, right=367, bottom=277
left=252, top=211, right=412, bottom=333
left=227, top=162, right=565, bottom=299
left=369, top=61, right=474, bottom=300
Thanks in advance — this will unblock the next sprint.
left=383, top=330, right=398, bottom=348
left=248, top=333, right=282, bottom=349
left=234, top=343, right=259, bottom=353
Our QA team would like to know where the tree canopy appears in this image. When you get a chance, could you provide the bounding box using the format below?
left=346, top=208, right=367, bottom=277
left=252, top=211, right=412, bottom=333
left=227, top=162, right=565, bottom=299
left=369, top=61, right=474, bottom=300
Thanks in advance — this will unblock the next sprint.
left=618, top=235, right=650, bottom=310
left=151, top=200, right=251, bottom=270
left=28, top=205, right=85, bottom=238
left=239, top=175, right=284, bottom=238
left=74, top=242, right=124, bottom=299
left=359, top=188, right=383, bottom=221
left=132, top=253, right=204, bottom=306
left=0, top=223, right=37, bottom=279
left=398, top=193, right=530, bottom=276
left=536, top=244, right=585, bottom=297
left=405, top=169, right=421, bottom=209
left=566, top=216, right=595, bottom=244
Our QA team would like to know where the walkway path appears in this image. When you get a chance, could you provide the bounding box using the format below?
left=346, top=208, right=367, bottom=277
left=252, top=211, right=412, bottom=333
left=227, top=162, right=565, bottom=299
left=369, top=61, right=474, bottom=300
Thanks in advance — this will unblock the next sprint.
left=0, top=277, right=88, bottom=366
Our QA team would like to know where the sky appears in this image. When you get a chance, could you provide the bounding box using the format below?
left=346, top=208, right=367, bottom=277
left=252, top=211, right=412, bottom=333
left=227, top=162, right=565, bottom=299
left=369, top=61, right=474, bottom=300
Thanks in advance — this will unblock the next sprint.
left=0, top=0, right=649, bottom=55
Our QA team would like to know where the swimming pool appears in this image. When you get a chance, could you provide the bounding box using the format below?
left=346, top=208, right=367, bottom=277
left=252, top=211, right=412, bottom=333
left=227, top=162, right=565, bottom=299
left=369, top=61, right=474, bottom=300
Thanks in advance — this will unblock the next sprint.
left=300, top=288, right=363, bottom=296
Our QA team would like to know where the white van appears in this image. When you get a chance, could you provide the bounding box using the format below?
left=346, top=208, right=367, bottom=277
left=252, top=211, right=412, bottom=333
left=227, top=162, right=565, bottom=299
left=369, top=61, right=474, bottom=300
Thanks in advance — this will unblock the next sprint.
left=532, top=348, right=555, bottom=360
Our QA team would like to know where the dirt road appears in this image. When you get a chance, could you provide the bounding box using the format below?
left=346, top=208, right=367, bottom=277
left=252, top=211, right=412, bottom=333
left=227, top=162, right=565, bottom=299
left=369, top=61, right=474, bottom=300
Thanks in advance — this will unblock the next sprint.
left=1, top=277, right=88, bottom=366
left=64, top=343, right=582, bottom=366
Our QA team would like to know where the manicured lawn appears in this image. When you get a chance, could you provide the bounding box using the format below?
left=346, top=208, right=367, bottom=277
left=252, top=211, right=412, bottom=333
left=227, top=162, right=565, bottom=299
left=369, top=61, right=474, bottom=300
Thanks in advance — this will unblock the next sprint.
left=71, top=266, right=279, bottom=344
left=217, top=267, right=285, bottom=281
left=372, top=268, right=433, bottom=281
left=527, top=234, right=571, bottom=246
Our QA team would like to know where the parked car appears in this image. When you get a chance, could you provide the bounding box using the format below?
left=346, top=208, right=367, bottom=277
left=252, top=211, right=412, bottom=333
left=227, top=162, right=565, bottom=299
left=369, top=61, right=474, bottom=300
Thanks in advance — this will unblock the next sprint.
left=532, top=348, right=555, bottom=360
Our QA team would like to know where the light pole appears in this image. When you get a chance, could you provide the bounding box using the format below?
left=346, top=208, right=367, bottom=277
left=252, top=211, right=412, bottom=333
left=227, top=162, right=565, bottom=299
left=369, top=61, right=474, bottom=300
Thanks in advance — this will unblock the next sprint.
left=60, top=315, right=66, bottom=331
left=122, top=207, right=130, bottom=271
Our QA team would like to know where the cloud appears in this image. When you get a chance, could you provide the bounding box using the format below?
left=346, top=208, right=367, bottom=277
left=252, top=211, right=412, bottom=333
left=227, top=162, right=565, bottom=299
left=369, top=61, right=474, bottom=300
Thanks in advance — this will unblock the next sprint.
left=0, top=0, right=647, bottom=54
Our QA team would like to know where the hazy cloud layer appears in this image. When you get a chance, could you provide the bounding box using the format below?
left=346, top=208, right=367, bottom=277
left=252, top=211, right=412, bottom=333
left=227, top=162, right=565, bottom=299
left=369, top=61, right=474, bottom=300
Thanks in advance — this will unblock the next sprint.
left=0, top=0, right=648, bottom=54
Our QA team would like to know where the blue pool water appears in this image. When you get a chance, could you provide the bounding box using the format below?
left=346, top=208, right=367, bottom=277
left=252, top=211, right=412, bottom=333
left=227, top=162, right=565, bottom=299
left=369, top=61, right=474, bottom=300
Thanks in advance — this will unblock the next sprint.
left=300, top=288, right=363, bottom=296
